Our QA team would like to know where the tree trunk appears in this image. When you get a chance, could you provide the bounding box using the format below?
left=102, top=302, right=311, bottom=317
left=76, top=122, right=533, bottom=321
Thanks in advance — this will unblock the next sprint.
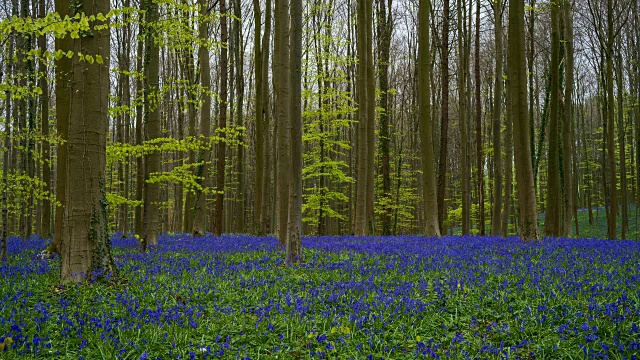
left=437, top=0, right=450, bottom=234
left=58, top=0, right=115, bottom=282
left=377, top=0, right=392, bottom=236
left=605, top=0, right=616, bottom=240
left=38, top=0, right=52, bottom=239
left=544, top=0, right=562, bottom=237
left=507, top=0, right=539, bottom=240
left=355, top=0, right=369, bottom=236
left=193, top=0, right=212, bottom=237
left=474, top=0, right=484, bottom=235
left=134, top=0, right=145, bottom=238
left=142, top=0, right=161, bottom=248
left=615, top=49, right=628, bottom=239
left=458, top=0, right=471, bottom=235
left=502, top=76, right=513, bottom=237
left=215, top=0, right=229, bottom=237
left=51, top=0, right=71, bottom=254
left=234, top=0, right=245, bottom=234
left=262, top=0, right=272, bottom=235
left=253, top=0, right=265, bottom=235
left=491, top=0, right=503, bottom=236
left=419, top=0, right=441, bottom=237
left=287, top=0, right=303, bottom=263
left=562, top=0, right=575, bottom=237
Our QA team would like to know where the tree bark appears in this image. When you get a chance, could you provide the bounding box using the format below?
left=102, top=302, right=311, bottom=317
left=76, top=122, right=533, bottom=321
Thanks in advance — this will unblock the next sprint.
left=355, top=0, right=369, bottom=236
left=287, top=0, right=303, bottom=263
left=605, top=0, right=617, bottom=240
left=234, top=0, right=245, bottom=234
left=544, top=0, right=562, bottom=237
left=419, top=0, right=441, bottom=237
left=58, top=0, right=116, bottom=282
left=193, top=0, right=212, bottom=237
left=458, top=0, right=471, bottom=235
left=507, top=0, right=539, bottom=240
left=215, top=0, right=229, bottom=237
left=491, top=0, right=503, bottom=236
left=437, top=0, right=450, bottom=234
left=142, top=0, right=161, bottom=248
left=377, top=0, right=392, bottom=236
left=38, top=0, right=52, bottom=239
left=562, top=0, right=575, bottom=237
left=253, top=0, right=265, bottom=235
left=474, top=0, right=484, bottom=235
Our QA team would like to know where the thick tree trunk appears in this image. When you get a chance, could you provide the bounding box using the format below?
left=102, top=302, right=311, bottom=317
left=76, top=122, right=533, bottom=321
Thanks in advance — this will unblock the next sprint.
left=58, top=0, right=115, bottom=282
left=419, top=0, right=441, bottom=237
left=274, top=0, right=291, bottom=244
left=507, top=0, right=539, bottom=241
left=142, top=0, right=161, bottom=248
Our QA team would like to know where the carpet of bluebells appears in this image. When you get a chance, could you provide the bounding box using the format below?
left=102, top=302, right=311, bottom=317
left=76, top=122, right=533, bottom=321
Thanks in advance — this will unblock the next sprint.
left=1, top=234, right=639, bottom=359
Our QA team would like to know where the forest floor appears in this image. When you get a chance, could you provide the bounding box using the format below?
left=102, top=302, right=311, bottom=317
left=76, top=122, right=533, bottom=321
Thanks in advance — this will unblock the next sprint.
left=0, top=233, right=639, bottom=359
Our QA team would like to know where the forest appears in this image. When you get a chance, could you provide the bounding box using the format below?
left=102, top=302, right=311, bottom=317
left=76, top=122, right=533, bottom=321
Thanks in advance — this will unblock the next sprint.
left=1, top=0, right=640, bottom=358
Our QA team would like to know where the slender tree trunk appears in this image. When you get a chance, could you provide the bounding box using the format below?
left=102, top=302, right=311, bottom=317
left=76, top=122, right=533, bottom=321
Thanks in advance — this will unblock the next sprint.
left=458, top=0, right=471, bottom=234
left=193, top=0, right=212, bottom=237
left=59, top=0, right=115, bottom=283
left=134, top=0, right=145, bottom=238
left=287, top=0, right=303, bottom=263
left=437, top=0, right=450, bottom=234
left=491, top=0, right=503, bottom=236
left=562, top=0, right=575, bottom=236
left=262, top=0, right=272, bottom=235
left=365, top=0, right=376, bottom=235
left=419, top=0, right=441, bottom=236
left=355, top=0, right=369, bottom=236
left=502, top=76, right=513, bottom=236
left=475, top=0, right=484, bottom=235
left=122, top=0, right=131, bottom=236
left=142, top=0, right=161, bottom=248
left=38, top=0, right=52, bottom=239
left=377, top=0, right=392, bottom=236
left=234, top=0, right=245, bottom=234
left=507, top=0, right=539, bottom=240
left=615, top=49, right=628, bottom=239
left=253, top=0, right=265, bottom=235
left=544, top=0, right=562, bottom=237
left=215, top=0, right=229, bottom=237
left=1, top=51, right=10, bottom=259
left=606, top=0, right=617, bottom=240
